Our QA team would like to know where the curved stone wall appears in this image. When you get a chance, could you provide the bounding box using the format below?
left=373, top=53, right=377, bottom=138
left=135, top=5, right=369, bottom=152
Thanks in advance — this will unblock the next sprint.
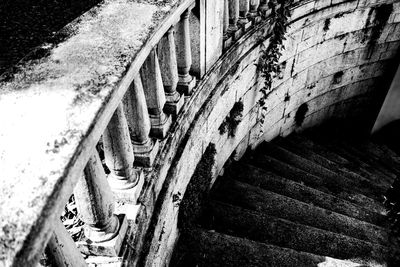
left=136, top=0, right=400, bottom=265
left=258, top=0, right=400, bottom=142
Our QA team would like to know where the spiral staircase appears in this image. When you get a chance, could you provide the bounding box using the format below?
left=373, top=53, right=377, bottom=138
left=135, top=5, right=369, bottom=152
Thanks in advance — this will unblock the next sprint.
left=171, top=126, right=400, bottom=267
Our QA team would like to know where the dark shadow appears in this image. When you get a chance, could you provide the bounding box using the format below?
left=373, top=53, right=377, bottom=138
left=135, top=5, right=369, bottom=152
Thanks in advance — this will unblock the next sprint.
left=0, top=0, right=101, bottom=74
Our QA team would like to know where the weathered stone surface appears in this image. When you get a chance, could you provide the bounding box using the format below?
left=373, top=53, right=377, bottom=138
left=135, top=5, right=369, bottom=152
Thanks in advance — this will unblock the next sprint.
left=173, top=228, right=373, bottom=267
left=203, top=201, right=389, bottom=261
left=2, top=0, right=400, bottom=266
left=227, top=162, right=388, bottom=226
left=0, top=0, right=196, bottom=265
left=213, top=179, right=389, bottom=245
left=46, top=220, right=87, bottom=267
left=103, top=105, right=138, bottom=190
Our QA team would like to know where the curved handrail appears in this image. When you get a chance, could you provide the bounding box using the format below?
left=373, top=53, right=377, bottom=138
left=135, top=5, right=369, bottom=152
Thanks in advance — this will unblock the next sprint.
left=0, top=0, right=194, bottom=265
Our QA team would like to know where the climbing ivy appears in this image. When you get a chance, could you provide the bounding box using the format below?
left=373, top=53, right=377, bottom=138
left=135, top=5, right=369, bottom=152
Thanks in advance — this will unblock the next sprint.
left=258, top=0, right=293, bottom=130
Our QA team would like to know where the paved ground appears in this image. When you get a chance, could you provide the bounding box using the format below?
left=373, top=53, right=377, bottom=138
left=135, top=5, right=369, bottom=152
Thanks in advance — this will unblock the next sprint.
left=0, top=0, right=100, bottom=74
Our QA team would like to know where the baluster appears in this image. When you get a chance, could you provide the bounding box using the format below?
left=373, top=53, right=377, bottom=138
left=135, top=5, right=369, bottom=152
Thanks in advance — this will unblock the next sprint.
left=259, top=0, right=269, bottom=15
left=158, top=26, right=184, bottom=116
left=46, top=220, right=87, bottom=267
left=103, top=104, right=139, bottom=190
left=175, top=8, right=197, bottom=96
left=249, top=0, right=261, bottom=23
left=228, top=0, right=242, bottom=40
left=74, top=152, right=127, bottom=256
left=124, top=75, right=160, bottom=167
left=239, top=0, right=252, bottom=31
left=223, top=0, right=233, bottom=50
left=140, top=49, right=172, bottom=139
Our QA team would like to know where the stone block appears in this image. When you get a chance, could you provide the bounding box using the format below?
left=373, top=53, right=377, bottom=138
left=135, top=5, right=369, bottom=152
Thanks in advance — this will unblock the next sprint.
left=291, top=1, right=315, bottom=20
left=77, top=214, right=128, bottom=257
left=111, top=170, right=144, bottom=204
left=240, top=20, right=253, bottom=32
left=232, top=27, right=244, bottom=40
left=223, top=37, right=233, bottom=51
left=314, top=0, right=331, bottom=10
left=164, top=93, right=185, bottom=117
left=249, top=16, right=262, bottom=24
left=177, top=75, right=197, bottom=96
left=133, top=139, right=160, bottom=167
left=150, top=114, right=172, bottom=139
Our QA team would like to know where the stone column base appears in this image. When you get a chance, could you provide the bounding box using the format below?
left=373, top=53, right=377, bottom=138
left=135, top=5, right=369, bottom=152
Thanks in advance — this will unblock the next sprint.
left=77, top=214, right=128, bottom=257
left=133, top=139, right=160, bottom=167
left=177, top=75, right=197, bottom=96
left=165, top=92, right=185, bottom=117
left=111, top=170, right=144, bottom=204
left=223, top=36, right=233, bottom=51
left=107, top=167, right=141, bottom=191
left=249, top=15, right=262, bottom=24
left=230, top=27, right=243, bottom=41
left=239, top=20, right=252, bottom=32
left=150, top=114, right=172, bottom=139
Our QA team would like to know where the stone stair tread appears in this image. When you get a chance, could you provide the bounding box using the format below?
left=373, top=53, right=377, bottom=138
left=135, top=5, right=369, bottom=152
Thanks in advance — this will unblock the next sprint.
left=171, top=132, right=398, bottom=267
left=242, top=152, right=386, bottom=215
left=286, top=134, right=390, bottom=186
left=172, top=228, right=381, bottom=267
left=325, top=137, right=398, bottom=180
left=254, top=141, right=387, bottom=201
left=350, top=141, right=400, bottom=178
left=212, top=179, right=389, bottom=245
left=226, top=162, right=388, bottom=226
left=373, top=142, right=400, bottom=166
left=201, top=201, right=391, bottom=263
left=273, top=135, right=393, bottom=190
left=305, top=132, right=397, bottom=183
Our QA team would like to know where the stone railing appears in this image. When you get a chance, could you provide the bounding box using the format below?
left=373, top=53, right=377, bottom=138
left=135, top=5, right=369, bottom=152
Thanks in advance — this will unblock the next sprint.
left=2, top=0, right=400, bottom=266
left=0, top=0, right=268, bottom=266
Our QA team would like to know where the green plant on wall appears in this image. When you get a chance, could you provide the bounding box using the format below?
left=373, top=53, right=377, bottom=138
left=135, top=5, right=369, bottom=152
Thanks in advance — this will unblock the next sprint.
left=258, top=0, right=293, bottom=133
left=219, top=100, right=244, bottom=138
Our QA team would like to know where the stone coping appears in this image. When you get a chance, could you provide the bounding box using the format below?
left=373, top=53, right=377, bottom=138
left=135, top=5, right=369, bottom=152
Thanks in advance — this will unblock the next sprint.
left=0, top=0, right=194, bottom=265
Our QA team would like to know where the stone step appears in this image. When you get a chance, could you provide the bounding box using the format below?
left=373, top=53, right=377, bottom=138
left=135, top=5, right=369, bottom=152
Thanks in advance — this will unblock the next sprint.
left=287, top=134, right=389, bottom=186
left=351, top=141, right=400, bottom=178
left=374, top=142, right=400, bottom=167
left=242, top=152, right=386, bottom=215
left=212, top=179, right=389, bottom=245
left=328, top=138, right=397, bottom=181
left=226, top=163, right=388, bottom=226
left=201, top=201, right=391, bottom=263
left=306, top=132, right=396, bottom=183
left=273, top=135, right=393, bottom=190
left=171, top=228, right=378, bottom=267
left=255, top=141, right=387, bottom=201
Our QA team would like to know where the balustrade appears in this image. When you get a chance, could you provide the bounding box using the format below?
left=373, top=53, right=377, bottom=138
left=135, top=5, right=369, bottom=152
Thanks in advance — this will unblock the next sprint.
left=176, top=7, right=197, bottom=96
left=74, top=152, right=127, bottom=256
left=228, top=0, right=242, bottom=40
left=249, top=0, right=261, bottom=23
left=158, top=26, right=185, bottom=116
left=45, top=220, right=87, bottom=267
left=259, top=0, right=269, bottom=14
left=140, top=49, right=172, bottom=139
left=223, top=0, right=233, bottom=50
left=103, top=104, right=139, bottom=190
left=124, top=75, right=160, bottom=167
left=239, top=0, right=252, bottom=30
left=1, top=0, right=276, bottom=264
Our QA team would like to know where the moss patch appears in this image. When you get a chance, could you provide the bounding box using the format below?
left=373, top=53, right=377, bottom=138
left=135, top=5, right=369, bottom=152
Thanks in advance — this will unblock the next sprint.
left=295, top=103, right=308, bottom=127
left=219, top=101, right=244, bottom=138
left=178, top=143, right=217, bottom=229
